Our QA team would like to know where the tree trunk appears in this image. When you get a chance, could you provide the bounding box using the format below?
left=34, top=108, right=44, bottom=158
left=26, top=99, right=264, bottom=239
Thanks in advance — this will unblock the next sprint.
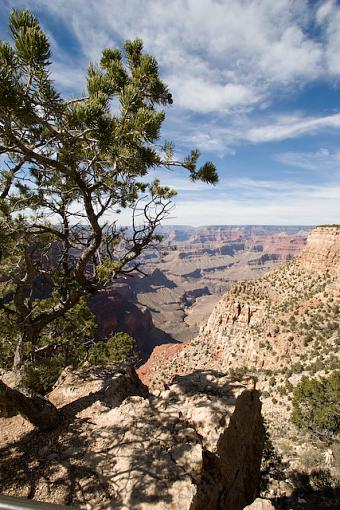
left=0, top=379, right=60, bottom=431
left=12, top=333, right=24, bottom=372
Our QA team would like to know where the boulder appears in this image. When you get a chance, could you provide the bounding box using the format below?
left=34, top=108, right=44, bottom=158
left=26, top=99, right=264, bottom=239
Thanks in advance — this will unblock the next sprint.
left=243, top=498, right=275, bottom=510
left=48, top=363, right=149, bottom=414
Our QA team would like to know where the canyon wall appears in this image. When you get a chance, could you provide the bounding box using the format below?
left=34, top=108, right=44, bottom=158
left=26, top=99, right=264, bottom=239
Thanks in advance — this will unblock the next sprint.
left=295, top=225, right=340, bottom=272
left=139, top=226, right=339, bottom=387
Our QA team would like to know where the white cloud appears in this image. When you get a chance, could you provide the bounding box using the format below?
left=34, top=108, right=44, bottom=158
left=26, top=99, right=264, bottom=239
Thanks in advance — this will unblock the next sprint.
left=16, top=0, right=333, bottom=113
left=167, top=77, right=258, bottom=114
left=325, top=12, right=340, bottom=76
left=275, top=148, right=340, bottom=171
left=180, top=128, right=237, bottom=155
left=112, top=174, right=340, bottom=226
left=161, top=182, right=340, bottom=225
left=315, top=0, right=340, bottom=76
left=50, top=61, right=86, bottom=93
left=246, top=112, right=340, bottom=143
left=166, top=110, right=340, bottom=154
left=258, top=25, right=322, bottom=82
left=316, top=0, right=335, bottom=24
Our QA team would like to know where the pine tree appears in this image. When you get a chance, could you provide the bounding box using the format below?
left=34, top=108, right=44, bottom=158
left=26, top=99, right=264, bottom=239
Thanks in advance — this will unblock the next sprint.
left=0, top=9, right=218, bottom=430
left=291, top=371, right=340, bottom=439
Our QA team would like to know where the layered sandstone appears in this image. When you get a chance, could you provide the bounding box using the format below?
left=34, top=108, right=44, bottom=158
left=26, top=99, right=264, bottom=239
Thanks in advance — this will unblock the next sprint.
left=295, top=225, right=340, bottom=272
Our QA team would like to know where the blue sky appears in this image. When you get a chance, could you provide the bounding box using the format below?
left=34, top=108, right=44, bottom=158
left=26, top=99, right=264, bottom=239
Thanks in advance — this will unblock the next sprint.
left=1, top=0, right=340, bottom=225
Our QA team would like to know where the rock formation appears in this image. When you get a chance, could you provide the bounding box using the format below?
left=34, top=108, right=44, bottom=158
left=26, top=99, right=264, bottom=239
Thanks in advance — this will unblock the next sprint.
left=0, top=366, right=264, bottom=510
left=123, top=225, right=309, bottom=345
left=139, top=226, right=339, bottom=388
left=294, top=225, right=340, bottom=272
left=243, top=499, right=275, bottom=510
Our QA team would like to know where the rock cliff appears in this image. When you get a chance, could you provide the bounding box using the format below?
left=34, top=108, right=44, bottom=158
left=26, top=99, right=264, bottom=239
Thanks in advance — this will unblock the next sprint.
left=0, top=366, right=264, bottom=510
left=294, top=225, right=340, bottom=272
left=139, top=226, right=339, bottom=388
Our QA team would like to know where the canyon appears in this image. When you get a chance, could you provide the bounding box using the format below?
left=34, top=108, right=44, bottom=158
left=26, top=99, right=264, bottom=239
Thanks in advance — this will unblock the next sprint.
left=139, top=226, right=339, bottom=385
left=93, top=225, right=310, bottom=358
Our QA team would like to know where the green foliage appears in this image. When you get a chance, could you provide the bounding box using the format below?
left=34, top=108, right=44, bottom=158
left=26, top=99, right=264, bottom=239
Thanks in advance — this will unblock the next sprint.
left=260, top=420, right=285, bottom=492
left=227, top=366, right=251, bottom=379
left=291, top=371, right=340, bottom=438
left=1, top=298, right=96, bottom=393
left=96, top=260, right=124, bottom=283
left=9, top=9, right=51, bottom=67
left=0, top=309, right=19, bottom=369
left=21, top=355, right=67, bottom=394
left=88, top=332, right=137, bottom=364
left=5, top=302, right=137, bottom=393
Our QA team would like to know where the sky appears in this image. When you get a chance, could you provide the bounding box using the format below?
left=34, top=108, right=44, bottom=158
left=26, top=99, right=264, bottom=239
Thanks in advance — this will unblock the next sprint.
left=1, top=0, right=340, bottom=226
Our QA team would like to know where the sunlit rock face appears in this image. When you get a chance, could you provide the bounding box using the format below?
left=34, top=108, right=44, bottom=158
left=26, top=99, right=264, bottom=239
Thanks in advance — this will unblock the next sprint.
left=243, top=499, right=275, bottom=510
left=294, top=226, right=340, bottom=273
left=1, top=366, right=263, bottom=510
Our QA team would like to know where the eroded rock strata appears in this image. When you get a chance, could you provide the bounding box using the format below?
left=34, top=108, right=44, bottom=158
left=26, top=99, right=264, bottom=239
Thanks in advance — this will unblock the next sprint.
left=94, top=226, right=310, bottom=350
left=139, top=226, right=339, bottom=388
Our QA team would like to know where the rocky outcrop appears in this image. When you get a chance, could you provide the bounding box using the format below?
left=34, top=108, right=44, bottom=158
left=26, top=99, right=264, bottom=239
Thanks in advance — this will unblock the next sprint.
left=295, top=226, right=340, bottom=272
left=84, top=371, right=264, bottom=510
left=0, top=366, right=264, bottom=510
left=161, top=225, right=309, bottom=250
left=137, top=342, right=186, bottom=386
left=48, top=363, right=149, bottom=410
left=248, top=232, right=307, bottom=262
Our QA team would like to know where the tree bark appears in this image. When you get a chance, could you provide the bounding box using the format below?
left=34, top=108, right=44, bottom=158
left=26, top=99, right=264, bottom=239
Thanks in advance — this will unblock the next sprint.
left=0, top=379, right=60, bottom=431
left=12, top=333, right=24, bottom=372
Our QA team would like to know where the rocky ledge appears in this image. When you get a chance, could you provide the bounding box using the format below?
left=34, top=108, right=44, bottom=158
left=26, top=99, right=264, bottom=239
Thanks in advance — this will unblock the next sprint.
left=0, top=365, right=264, bottom=510
left=295, top=225, right=340, bottom=273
